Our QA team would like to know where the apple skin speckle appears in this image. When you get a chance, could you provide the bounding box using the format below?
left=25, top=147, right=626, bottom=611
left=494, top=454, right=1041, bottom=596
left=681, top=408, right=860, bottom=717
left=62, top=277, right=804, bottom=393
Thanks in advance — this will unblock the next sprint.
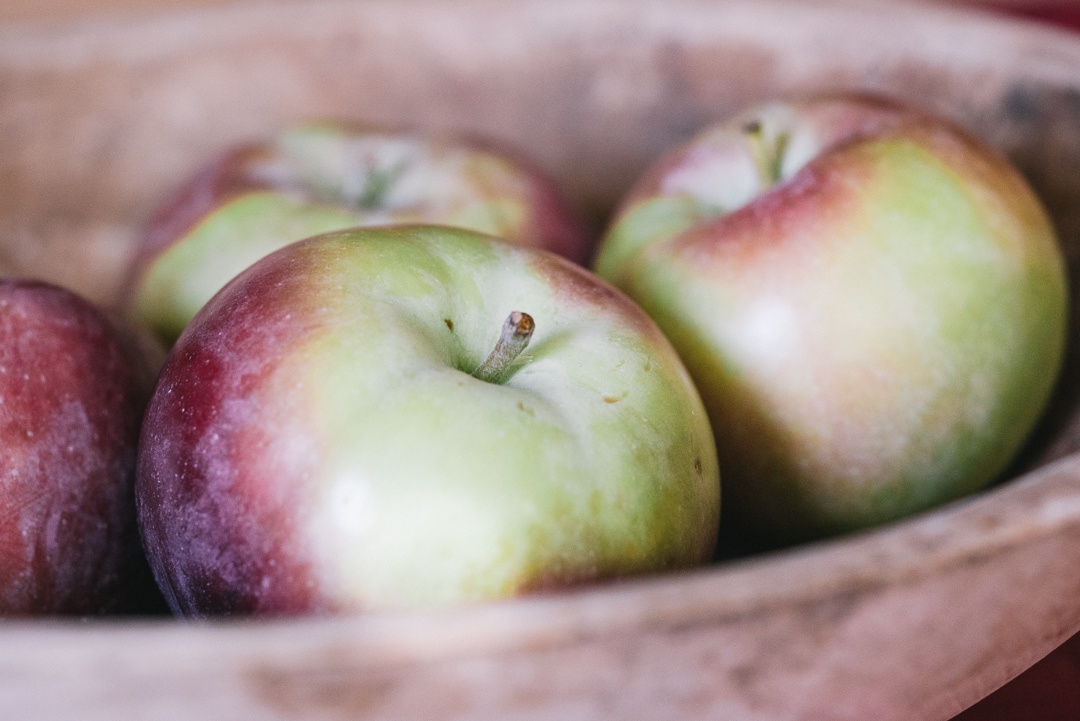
left=137, top=250, right=327, bottom=616
left=0, top=280, right=164, bottom=615
left=137, top=226, right=719, bottom=615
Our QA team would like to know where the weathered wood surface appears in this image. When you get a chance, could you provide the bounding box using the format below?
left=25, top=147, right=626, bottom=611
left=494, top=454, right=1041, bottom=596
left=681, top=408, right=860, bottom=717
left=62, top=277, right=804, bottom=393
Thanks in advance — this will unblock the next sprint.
left=3, top=1, right=1080, bottom=719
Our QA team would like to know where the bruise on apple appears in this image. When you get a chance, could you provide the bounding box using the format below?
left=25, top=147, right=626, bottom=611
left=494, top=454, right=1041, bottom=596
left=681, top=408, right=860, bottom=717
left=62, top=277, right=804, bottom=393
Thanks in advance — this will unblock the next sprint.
left=0, top=280, right=163, bottom=615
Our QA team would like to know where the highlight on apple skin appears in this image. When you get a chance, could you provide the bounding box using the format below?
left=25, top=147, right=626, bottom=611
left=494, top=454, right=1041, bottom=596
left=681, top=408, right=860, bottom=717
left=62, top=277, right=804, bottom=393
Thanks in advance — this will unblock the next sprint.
left=136, top=226, right=719, bottom=616
left=127, top=122, right=590, bottom=345
left=0, top=280, right=164, bottom=615
left=594, top=93, right=1068, bottom=545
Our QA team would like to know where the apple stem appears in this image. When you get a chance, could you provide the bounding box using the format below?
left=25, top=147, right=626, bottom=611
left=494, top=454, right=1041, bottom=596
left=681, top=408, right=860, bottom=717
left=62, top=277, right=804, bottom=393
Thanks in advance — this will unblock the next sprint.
left=472, top=311, right=535, bottom=384
left=743, top=120, right=789, bottom=189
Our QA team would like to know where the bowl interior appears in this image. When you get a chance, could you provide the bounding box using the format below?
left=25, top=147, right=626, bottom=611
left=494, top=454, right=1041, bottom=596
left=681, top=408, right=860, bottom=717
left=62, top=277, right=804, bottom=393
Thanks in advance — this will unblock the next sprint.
left=4, top=1, right=1080, bottom=719
left=5, top=0, right=1080, bottom=471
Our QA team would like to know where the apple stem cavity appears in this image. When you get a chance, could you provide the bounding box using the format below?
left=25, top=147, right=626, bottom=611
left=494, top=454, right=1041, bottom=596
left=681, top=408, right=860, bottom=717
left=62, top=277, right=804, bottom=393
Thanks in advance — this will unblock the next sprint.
left=356, top=160, right=409, bottom=210
left=472, top=311, right=535, bottom=384
left=743, top=120, right=789, bottom=189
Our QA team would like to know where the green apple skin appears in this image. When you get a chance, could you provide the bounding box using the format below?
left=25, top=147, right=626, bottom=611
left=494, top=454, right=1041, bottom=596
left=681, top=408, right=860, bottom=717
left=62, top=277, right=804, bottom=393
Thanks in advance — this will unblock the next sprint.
left=136, top=226, right=719, bottom=616
left=594, top=94, right=1068, bottom=544
left=129, top=122, right=589, bottom=345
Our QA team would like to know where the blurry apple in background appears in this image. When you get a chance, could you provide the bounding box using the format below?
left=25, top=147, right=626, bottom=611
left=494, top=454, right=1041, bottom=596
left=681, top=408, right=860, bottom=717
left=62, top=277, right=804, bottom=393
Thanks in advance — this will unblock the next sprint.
left=127, top=122, right=590, bottom=345
left=0, top=280, right=164, bottom=615
left=594, top=93, right=1068, bottom=546
left=136, top=225, right=719, bottom=616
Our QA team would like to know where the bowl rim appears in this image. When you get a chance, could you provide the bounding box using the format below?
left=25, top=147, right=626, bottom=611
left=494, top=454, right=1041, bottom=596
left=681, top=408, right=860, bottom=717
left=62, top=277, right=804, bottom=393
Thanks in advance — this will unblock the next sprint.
left=2, top=0, right=1080, bottom=693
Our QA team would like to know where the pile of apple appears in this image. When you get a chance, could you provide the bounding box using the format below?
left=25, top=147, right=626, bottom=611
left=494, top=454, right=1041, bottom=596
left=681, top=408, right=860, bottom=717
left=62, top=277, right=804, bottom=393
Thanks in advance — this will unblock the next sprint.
left=0, top=93, right=1066, bottom=617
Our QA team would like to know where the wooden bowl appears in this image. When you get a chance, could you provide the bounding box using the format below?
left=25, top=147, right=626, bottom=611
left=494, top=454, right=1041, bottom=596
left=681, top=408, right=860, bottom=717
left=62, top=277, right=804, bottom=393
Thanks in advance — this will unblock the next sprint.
left=4, top=1, right=1080, bottom=719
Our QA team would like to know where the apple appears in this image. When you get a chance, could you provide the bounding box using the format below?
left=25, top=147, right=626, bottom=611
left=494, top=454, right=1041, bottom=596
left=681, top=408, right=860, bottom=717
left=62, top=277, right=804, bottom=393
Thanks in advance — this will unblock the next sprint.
left=593, top=93, right=1068, bottom=545
left=0, top=280, right=164, bottom=615
left=136, top=225, right=719, bottom=615
left=127, top=121, right=590, bottom=345
left=952, top=631, right=1080, bottom=720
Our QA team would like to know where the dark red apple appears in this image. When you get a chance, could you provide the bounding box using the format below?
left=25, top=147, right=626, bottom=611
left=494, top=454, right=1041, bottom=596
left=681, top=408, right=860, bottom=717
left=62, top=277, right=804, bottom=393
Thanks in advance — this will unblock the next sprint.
left=0, top=280, right=163, bottom=614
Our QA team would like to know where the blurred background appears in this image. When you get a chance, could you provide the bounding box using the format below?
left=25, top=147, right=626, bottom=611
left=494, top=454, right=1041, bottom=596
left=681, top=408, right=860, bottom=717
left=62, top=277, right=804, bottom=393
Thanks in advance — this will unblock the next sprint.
left=0, top=0, right=262, bottom=23
left=0, top=0, right=1075, bottom=23
left=1, top=0, right=1078, bottom=27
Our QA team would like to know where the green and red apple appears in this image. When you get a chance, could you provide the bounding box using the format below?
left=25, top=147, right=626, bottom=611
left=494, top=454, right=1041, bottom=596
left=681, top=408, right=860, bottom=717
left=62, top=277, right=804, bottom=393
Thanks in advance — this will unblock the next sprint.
left=0, top=280, right=163, bottom=614
left=136, top=226, right=719, bottom=615
left=128, top=122, right=589, bottom=344
left=594, top=93, right=1068, bottom=544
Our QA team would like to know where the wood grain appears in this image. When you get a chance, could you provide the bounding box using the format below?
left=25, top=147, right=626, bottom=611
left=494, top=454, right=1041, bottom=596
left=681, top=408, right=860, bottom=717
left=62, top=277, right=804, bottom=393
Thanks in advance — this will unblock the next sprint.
left=0, top=0, right=279, bottom=24
left=3, top=1, right=1080, bottom=719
